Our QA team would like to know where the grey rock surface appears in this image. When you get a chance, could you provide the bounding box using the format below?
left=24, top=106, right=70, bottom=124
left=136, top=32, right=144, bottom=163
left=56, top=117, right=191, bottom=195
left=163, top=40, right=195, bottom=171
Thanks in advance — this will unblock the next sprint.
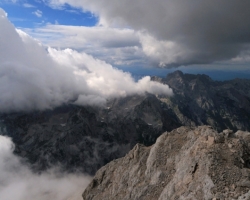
left=82, top=126, right=250, bottom=200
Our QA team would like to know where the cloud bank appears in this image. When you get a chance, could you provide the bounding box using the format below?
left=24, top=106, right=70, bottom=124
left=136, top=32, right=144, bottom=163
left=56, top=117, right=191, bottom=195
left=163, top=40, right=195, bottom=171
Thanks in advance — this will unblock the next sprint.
left=25, top=25, right=145, bottom=67
left=0, top=8, right=172, bottom=113
left=0, top=135, right=91, bottom=200
left=46, top=0, right=250, bottom=67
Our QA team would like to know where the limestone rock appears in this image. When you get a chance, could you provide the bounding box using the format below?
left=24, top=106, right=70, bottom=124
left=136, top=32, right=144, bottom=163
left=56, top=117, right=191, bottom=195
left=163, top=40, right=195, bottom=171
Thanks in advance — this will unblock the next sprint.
left=82, top=126, right=250, bottom=200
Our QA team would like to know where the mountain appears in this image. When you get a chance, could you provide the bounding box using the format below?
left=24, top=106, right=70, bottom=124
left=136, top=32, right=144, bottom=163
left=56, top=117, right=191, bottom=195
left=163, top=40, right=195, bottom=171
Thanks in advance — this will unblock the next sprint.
left=0, top=94, right=180, bottom=174
left=0, top=71, right=249, bottom=175
left=154, top=70, right=250, bottom=131
left=82, top=126, right=250, bottom=200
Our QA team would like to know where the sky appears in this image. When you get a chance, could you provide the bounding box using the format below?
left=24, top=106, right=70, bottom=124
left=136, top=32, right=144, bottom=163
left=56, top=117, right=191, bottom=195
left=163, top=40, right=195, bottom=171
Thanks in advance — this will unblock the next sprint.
left=1, top=0, right=250, bottom=80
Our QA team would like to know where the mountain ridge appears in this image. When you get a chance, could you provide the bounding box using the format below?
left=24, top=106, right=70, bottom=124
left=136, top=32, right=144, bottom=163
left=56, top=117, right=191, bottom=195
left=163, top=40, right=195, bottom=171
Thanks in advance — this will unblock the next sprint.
left=0, top=71, right=249, bottom=175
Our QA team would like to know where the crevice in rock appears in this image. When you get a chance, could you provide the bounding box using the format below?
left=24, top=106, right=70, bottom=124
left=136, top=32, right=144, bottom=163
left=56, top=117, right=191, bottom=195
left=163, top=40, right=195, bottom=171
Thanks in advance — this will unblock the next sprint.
left=192, top=163, right=199, bottom=175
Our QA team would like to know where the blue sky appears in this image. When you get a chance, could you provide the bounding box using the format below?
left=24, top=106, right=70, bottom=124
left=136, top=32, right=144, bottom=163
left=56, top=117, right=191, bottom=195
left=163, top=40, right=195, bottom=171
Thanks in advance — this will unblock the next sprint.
left=0, top=1, right=97, bottom=28
left=1, top=0, right=250, bottom=80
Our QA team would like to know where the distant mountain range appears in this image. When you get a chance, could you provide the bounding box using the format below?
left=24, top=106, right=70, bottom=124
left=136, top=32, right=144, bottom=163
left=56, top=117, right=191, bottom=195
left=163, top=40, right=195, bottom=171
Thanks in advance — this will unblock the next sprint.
left=0, top=70, right=249, bottom=175
left=153, top=70, right=250, bottom=131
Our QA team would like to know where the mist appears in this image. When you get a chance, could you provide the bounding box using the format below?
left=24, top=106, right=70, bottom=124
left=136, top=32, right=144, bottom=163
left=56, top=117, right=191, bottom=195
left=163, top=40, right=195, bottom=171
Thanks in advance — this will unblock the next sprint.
left=0, top=135, right=91, bottom=200
left=0, top=8, right=172, bottom=113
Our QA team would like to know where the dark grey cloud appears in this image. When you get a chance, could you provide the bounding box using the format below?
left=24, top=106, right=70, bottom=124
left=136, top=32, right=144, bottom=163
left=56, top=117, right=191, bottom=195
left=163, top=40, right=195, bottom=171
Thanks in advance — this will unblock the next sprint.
left=51, top=0, right=250, bottom=66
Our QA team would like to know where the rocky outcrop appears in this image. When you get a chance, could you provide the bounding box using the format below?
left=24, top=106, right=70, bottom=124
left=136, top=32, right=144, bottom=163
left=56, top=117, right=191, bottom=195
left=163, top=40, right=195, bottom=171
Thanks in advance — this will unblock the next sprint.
left=82, top=126, right=250, bottom=200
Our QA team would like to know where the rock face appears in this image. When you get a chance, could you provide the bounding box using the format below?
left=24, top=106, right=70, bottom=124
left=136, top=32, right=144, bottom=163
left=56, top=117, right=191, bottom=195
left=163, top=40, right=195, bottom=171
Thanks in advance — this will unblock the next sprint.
left=82, top=126, right=250, bottom=200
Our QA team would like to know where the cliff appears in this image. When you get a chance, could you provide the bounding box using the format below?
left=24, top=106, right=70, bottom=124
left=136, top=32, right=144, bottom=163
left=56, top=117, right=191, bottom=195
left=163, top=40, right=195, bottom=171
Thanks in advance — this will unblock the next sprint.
left=82, top=126, right=250, bottom=200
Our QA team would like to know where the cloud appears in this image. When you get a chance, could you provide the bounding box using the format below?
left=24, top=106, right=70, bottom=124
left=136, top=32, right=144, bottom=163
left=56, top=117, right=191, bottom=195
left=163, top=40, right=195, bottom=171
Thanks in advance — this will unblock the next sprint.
left=0, top=135, right=91, bottom=200
left=23, top=3, right=35, bottom=8
left=1, top=0, right=18, bottom=3
left=48, top=47, right=173, bottom=100
left=138, top=32, right=191, bottom=67
left=32, top=9, right=43, bottom=17
left=27, top=25, right=140, bottom=49
left=46, top=0, right=250, bottom=67
left=0, top=8, right=172, bottom=113
left=23, top=24, right=145, bottom=67
left=230, top=48, right=250, bottom=64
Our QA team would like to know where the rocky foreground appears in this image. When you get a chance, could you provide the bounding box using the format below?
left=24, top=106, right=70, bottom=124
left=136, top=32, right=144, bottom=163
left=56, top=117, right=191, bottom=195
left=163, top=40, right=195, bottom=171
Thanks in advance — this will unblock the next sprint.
left=82, top=126, right=250, bottom=200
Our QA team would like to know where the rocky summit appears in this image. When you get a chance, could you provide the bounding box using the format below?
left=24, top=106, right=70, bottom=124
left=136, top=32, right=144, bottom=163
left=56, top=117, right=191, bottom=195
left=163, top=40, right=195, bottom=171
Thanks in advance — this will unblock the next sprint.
left=82, top=126, right=250, bottom=200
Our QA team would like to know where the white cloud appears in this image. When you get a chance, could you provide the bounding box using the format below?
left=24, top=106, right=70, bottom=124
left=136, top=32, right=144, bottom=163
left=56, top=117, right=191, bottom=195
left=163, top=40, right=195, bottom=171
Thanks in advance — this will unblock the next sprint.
left=0, top=8, right=172, bottom=113
left=23, top=3, right=35, bottom=8
left=32, top=9, right=43, bottom=17
left=2, top=0, right=18, bottom=3
left=48, top=48, right=173, bottom=100
left=0, top=135, right=91, bottom=200
left=138, top=32, right=192, bottom=67
left=23, top=24, right=145, bottom=67
left=28, top=25, right=140, bottom=49
left=230, top=48, right=250, bottom=64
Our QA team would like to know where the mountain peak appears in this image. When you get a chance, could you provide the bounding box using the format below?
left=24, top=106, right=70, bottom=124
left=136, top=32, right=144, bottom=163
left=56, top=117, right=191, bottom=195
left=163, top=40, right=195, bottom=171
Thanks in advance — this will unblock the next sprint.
left=82, top=126, right=250, bottom=200
left=166, top=70, right=184, bottom=79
